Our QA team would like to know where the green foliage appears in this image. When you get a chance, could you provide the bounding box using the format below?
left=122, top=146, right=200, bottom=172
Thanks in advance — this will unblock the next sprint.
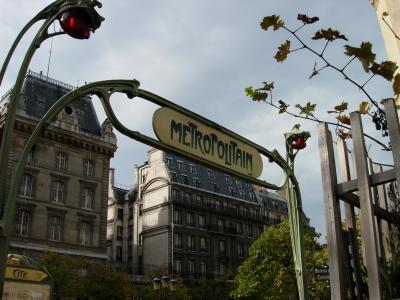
left=187, top=277, right=234, bottom=300
left=295, top=101, right=316, bottom=117
left=40, top=252, right=136, bottom=300
left=312, top=28, right=348, bottom=41
left=245, top=86, right=268, bottom=102
left=274, top=40, right=291, bottom=62
left=369, top=61, right=398, bottom=81
left=278, top=100, right=289, bottom=114
left=231, top=221, right=327, bottom=300
left=260, top=15, right=284, bottom=31
left=344, top=42, right=376, bottom=72
left=297, top=14, right=319, bottom=25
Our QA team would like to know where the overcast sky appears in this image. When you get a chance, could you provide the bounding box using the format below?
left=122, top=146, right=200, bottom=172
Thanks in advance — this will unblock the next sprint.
left=0, top=0, right=395, bottom=240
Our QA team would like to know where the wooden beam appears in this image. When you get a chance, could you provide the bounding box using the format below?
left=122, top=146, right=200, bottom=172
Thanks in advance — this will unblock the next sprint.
left=317, top=123, right=347, bottom=299
left=350, top=112, right=383, bottom=299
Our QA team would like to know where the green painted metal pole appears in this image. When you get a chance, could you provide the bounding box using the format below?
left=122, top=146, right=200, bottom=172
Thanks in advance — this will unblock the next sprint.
left=0, top=1, right=104, bottom=295
left=284, top=126, right=310, bottom=300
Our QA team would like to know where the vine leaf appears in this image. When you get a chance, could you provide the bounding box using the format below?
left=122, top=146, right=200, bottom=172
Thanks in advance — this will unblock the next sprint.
left=278, top=100, right=289, bottom=114
left=336, top=115, right=351, bottom=125
left=297, top=14, right=319, bottom=25
left=344, top=42, right=376, bottom=72
left=359, top=101, right=369, bottom=114
left=260, top=15, right=284, bottom=31
left=393, top=73, right=400, bottom=97
left=312, top=28, right=348, bottom=41
left=245, top=86, right=268, bottom=102
left=275, top=40, right=291, bottom=62
left=369, top=61, right=398, bottom=81
left=309, top=62, right=319, bottom=79
left=295, top=102, right=316, bottom=117
left=334, top=101, right=348, bottom=113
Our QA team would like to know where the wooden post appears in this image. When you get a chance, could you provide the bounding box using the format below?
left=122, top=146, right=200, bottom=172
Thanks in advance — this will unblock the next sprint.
left=317, top=123, right=346, bottom=299
left=374, top=163, right=391, bottom=260
left=382, top=98, right=400, bottom=192
left=337, top=138, right=362, bottom=299
left=350, top=112, right=383, bottom=299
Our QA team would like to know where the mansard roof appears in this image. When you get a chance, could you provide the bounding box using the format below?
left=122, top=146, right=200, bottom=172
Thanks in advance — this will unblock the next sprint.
left=21, top=70, right=101, bottom=135
left=165, top=152, right=286, bottom=210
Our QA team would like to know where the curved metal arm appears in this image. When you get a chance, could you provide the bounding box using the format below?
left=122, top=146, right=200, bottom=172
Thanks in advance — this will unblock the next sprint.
left=0, top=0, right=104, bottom=215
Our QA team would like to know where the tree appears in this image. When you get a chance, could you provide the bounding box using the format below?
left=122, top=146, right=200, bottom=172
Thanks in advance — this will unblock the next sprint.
left=230, top=221, right=327, bottom=300
left=245, top=13, right=400, bottom=149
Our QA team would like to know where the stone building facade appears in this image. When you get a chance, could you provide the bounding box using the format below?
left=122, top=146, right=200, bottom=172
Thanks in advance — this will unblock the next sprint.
left=0, top=70, right=117, bottom=260
left=107, top=148, right=289, bottom=278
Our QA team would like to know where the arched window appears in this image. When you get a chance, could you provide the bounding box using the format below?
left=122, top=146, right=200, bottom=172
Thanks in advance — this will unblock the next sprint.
left=79, top=222, right=92, bottom=246
left=52, top=181, right=65, bottom=203
left=81, top=187, right=93, bottom=209
left=83, top=159, right=94, bottom=177
left=55, top=152, right=66, bottom=170
left=20, top=174, right=34, bottom=197
left=16, top=210, right=30, bottom=236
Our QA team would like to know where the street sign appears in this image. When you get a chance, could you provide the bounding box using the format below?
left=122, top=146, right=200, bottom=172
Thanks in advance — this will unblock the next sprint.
left=5, top=267, right=48, bottom=282
left=153, top=107, right=263, bottom=178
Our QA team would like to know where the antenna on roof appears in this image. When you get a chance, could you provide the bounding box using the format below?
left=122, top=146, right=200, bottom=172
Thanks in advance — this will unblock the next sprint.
left=46, top=23, right=56, bottom=78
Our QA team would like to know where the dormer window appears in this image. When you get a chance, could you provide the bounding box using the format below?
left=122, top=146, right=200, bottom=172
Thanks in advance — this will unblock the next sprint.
left=208, top=170, right=215, bottom=180
left=225, top=175, right=231, bottom=184
left=166, top=157, right=174, bottom=168
left=181, top=174, right=189, bottom=185
left=177, top=161, right=185, bottom=171
left=189, top=164, right=197, bottom=174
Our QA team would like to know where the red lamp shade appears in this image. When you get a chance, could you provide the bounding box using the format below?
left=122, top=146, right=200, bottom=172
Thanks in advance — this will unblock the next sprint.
left=59, top=9, right=92, bottom=39
left=288, top=136, right=307, bottom=150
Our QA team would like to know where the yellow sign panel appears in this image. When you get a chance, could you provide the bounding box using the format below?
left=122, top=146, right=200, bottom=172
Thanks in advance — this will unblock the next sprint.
left=5, top=267, right=48, bottom=282
left=153, top=107, right=263, bottom=178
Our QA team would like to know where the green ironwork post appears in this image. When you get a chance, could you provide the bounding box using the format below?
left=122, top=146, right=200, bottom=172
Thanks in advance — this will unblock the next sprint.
left=0, top=1, right=103, bottom=295
left=284, top=125, right=310, bottom=300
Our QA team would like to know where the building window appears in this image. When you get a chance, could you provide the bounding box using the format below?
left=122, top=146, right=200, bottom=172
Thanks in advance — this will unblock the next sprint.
left=81, top=187, right=93, bottom=209
left=170, top=171, right=178, bottom=182
left=117, top=226, right=123, bottom=240
left=55, top=152, right=66, bottom=170
left=187, top=212, right=195, bottom=227
left=200, top=237, right=207, bottom=252
left=193, top=177, right=200, bottom=188
left=181, top=174, right=189, bottom=185
left=236, top=222, right=243, bottom=235
left=238, top=190, right=245, bottom=198
left=219, top=240, right=226, bottom=253
left=27, top=145, right=36, bottom=164
left=207, top=170, right=215, bottom=180
left=174, top=210, right=182, bottom=225
left=188, top=260, right=195, bottom=275
left=172, top=189, right=178, bottom=201
left=20, top=174, right=34, bottom=197
left=188, top=235, right=195, bottom=251
left=218, top=262, right=225, bottom=275
left=177, top=161, right=185, bottom=171
left=212, top=183, right=219, bottom=193
left=83, top=159, right=94, bottom=177
left=229, top=187, right=235, bottom=197
left=200, top=261, right=207, bottom=276
left=79, top=222, right=92, bottom=246
left=116, top=246, right=122, bottom=261
left=140, top=168, right=146, bottom=184
left=174, top=233, right=183, bottom=249
left=129, top=206, right=133, bottom=220
left=175, top=259, right=182, bottom=275
left=128, top=225, right=133, bottom=240
left=249, top=193, right=256, bottom=201
left=117, top=208, right=123, bottom=220
left=235, top=179, right=242, bottom=187
left=225, top=175, right=231, bottom=184
left=217, top=218, right=224, bottom=232
left=15, top=210, right=30, bottom=236
left=237, top=242, right=245, bottom=257
left=246, top=224, right=253, bottom=237
left=199, top=215, right=206, bottom=229
left=189, top=164, right=197, bottom=174
left=166, top=157, right=174, bottom=168
left=48, top=215, right=62, bottom=241
left=184, top=192, right=191, bottom=202
left=51, top=181, right=65, bottom=204
left=196, top=195, right=203, bottom=203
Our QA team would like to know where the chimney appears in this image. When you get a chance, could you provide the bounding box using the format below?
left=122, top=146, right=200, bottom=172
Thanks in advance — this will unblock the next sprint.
left=109, top=168, right=115, bottom=186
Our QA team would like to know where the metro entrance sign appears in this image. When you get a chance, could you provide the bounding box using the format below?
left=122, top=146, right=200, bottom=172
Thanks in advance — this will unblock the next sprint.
left=153, top=107, right=263, bottom=178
